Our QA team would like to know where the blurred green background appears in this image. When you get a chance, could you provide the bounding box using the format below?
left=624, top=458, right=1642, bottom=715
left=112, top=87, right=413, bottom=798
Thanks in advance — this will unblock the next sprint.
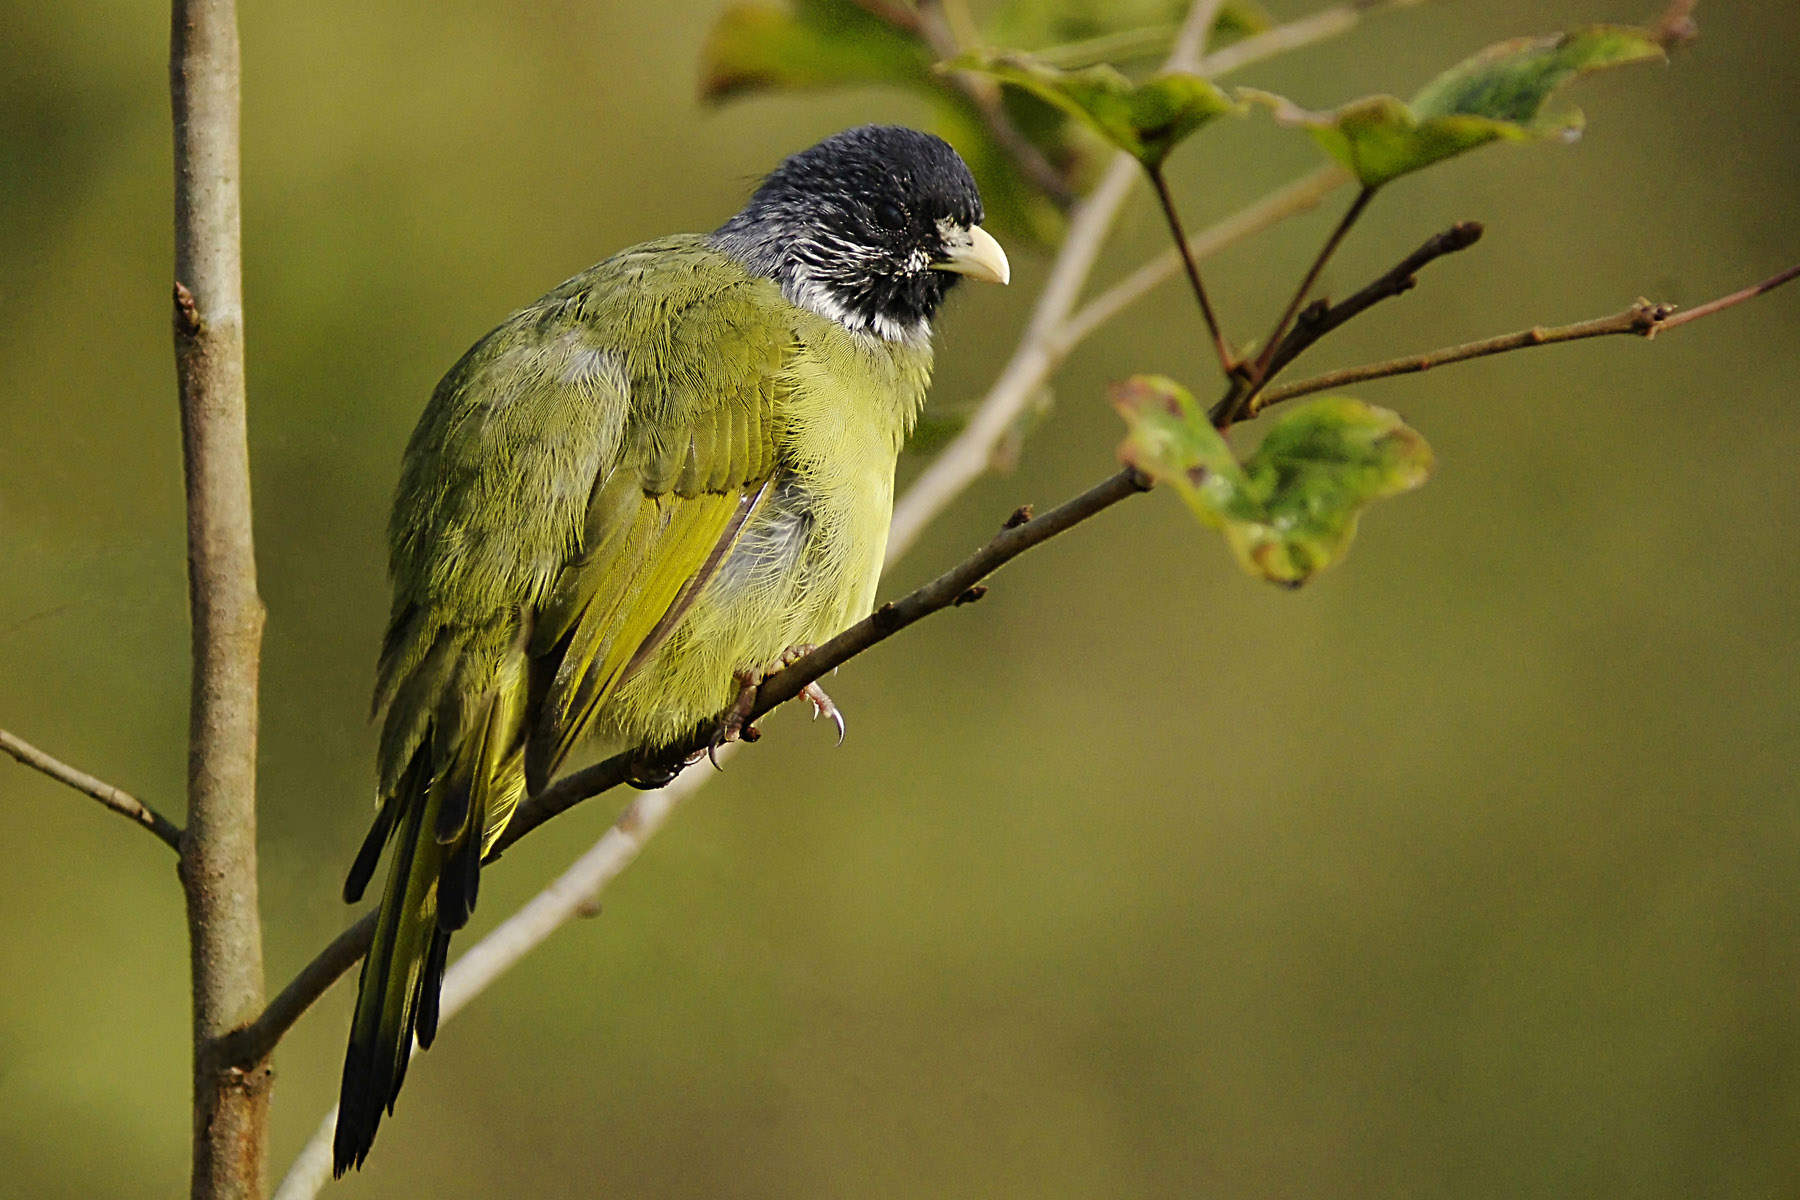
left=4, top=1, right=1799, bottom=1196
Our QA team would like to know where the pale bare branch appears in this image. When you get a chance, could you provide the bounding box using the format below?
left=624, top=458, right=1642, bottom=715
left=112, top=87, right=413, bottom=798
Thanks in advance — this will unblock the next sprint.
left=1, top=727, right=183, bottom=850
left=1196, top=0, right=1431, bottom=80
left=170, top=0, right=271, bottom=1196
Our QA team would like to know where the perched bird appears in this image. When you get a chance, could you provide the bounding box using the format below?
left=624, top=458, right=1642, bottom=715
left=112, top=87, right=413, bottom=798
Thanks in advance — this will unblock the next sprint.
left=334, top=124, right=1008, bottom=1173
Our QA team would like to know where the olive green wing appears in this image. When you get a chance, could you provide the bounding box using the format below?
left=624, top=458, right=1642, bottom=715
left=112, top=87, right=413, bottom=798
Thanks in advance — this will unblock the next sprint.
left=524, top=262, right=788, bottom=789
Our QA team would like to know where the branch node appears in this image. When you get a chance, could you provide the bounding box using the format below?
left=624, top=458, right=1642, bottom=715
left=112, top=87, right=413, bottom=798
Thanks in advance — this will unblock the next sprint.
left=173, top=281, right=203, bottom=338
left=954, top=584, right=989, bottom=606
left=1447, top=220, right=1486, bottom=249
left=1295, top=297, right=1332, bottom=331
left=872, top=602, right=902, bottom=632
left=1002, top=504, right=1034, bottom=530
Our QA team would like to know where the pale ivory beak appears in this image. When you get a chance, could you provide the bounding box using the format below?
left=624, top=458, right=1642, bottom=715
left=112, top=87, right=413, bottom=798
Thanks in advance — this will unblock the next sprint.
left=933, top=223, right=1010, bottom=285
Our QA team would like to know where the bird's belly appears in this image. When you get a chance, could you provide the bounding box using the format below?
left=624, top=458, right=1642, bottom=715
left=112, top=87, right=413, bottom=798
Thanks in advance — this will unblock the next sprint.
left=599, top=469, right=891, bottom=746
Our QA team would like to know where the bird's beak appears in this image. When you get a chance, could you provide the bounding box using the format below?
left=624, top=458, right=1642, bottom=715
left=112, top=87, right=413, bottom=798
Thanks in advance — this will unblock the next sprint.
left=933, top=224, right=1010, bottom=286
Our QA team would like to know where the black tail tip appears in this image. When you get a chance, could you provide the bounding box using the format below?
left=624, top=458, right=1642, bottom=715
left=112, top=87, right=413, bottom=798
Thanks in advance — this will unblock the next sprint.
left=334, top=1051, right=383, bottom=1175
left=332, top=1118, right=372, bottom=1177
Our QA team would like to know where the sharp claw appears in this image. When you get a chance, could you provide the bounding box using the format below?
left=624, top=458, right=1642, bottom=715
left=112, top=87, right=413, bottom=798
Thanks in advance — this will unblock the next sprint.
left=798, top=680, right=845, bottom=746
left=705, top=667, right=765, bottom=770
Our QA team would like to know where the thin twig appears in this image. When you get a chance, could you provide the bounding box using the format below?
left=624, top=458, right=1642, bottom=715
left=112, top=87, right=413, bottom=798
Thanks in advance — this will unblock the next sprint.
left=1032, top=24, right=1175, bottom=68
left=1, top=728, right=183, bottom=850
left=1658, top=262, right=1800, bottom=332
left=1058, top=166, right=1350, bottom=350
left=1148, top=166, right=1238, bottom=375
left=1195, top=0, right=1428, bottom=79
left=1253, top=262, right=1800, bottom=413
left=1166, top=0, right=1227, bottom=72
left=1202, top=219, right=1485, bottom=425
left=1235, top=185, right=1375, bottom=409
left=1256, top=304, right=1673, bottom=409
left=1264, top=221, right=1485, bottom=379
left=214, top=911, right=377, bottom=1071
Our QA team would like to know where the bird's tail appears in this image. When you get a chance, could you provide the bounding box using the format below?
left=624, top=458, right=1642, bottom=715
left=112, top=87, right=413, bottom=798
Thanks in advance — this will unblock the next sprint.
left=334, top=676, right=527, bottom=1175
left=333, top=747, right=445, bottom=1176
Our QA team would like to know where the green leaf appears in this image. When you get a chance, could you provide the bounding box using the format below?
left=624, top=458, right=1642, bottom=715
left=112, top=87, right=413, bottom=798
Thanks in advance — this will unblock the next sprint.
left=1113, top=378, right=1433, bottom=586
left=953, top=51, right=1236, bottom=166
left=1243, top=25, right=1666, bottom=188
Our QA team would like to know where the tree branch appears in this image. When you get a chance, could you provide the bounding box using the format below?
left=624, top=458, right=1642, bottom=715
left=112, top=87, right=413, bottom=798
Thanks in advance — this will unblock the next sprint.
left=1057, top=166, right=1350, bottom=351
left=1253, top=262, right=1800, bottom=414
left=2, top=728, right=183, bottom=850
left=1656, top=261, right=1800, bottom=332
left=1166, top=0, right=1228, bottom=73
left=1207, top=218, right=1484, bottom=423
left=1225, top=184, right=1375, bottom=421
left=213, top=911, right=377, bottom=1072
left=495, top=468, right=1151, bottom=854
left=1195, top=0, right=1429, bottom=80
left=1147, top=166, right=1238, bottom=375
left=1267, top=221, right=1485, bottom=376
left=171, top=1, right=270, bottom=1197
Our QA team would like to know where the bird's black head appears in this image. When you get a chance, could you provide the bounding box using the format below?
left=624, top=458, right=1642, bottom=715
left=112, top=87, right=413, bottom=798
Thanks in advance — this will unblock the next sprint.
left=713, top=124, right=1009, bottom=343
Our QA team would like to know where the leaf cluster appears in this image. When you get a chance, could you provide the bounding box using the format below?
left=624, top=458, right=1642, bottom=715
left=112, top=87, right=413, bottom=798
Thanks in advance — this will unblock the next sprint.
left=1114, top=378, right=1431, bottom=586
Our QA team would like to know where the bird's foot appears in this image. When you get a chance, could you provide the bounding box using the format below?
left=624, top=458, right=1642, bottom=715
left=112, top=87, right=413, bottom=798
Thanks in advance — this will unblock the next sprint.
left=778, top=645, right=845, bottom=746
left=708, top=667, right=765, bottom=769
left=802, top=681, right=846, bottom=745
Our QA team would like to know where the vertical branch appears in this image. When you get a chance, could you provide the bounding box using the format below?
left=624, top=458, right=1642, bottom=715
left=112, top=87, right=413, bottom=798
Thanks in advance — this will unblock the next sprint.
left=171, top=2, right=270, bottom=1199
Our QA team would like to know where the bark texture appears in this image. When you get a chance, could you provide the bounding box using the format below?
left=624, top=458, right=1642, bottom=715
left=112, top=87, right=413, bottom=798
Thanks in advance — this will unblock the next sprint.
left=171, top=2, right=270, bottom=1197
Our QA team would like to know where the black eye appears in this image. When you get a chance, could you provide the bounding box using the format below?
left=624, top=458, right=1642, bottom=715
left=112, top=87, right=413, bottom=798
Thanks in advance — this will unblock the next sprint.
left=873, top=199, right=907, bottom=230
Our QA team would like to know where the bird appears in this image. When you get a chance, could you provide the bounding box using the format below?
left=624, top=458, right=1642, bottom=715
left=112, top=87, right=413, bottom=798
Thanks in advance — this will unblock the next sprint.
left=333, top=123, right=1009, bottom=1174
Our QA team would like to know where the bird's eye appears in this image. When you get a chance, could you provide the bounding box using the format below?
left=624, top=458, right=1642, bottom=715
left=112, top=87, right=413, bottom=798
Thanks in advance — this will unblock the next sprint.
left=873, top=199, right=907, bottom=230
